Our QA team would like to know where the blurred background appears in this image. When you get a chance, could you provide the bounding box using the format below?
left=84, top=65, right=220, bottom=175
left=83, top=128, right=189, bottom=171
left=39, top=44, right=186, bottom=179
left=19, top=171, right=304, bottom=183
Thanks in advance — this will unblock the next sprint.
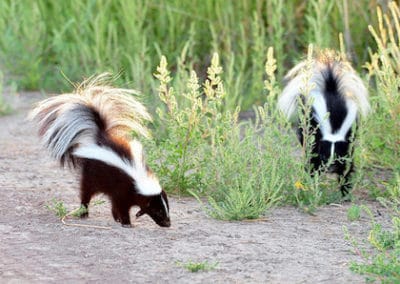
left=0, top=0, right=387, bottom=109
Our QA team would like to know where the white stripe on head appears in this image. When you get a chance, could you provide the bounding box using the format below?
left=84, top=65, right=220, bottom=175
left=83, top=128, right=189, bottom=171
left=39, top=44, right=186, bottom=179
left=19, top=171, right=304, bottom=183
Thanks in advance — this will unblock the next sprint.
left=161, top=195, right=169, bottom=218
left=330, top=143, right=335, bottom=159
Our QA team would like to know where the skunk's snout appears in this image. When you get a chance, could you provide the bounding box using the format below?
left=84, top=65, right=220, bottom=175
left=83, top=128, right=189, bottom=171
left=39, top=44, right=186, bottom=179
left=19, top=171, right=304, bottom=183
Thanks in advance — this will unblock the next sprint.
left=158, top=219, right=171, bottom=227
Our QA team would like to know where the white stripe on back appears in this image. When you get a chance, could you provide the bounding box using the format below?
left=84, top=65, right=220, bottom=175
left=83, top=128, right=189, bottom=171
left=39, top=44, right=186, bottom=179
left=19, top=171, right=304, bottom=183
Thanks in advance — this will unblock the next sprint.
left=311, top=92, right=358, bottom=143
left=73, top=144, right=162, bottom=196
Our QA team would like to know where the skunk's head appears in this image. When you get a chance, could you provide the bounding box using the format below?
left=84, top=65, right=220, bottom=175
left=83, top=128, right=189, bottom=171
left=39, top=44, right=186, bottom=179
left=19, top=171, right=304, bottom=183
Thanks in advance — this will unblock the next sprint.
left=318, top=140, right=350, bottom=173
left=128, top=140, right=170, bottom=227
left=136, top=190, right=170, bottom=227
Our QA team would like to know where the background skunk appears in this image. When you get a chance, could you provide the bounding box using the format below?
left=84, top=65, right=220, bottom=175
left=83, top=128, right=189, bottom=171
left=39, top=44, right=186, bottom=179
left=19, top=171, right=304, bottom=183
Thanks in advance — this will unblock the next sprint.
left=30, top=74, right=170, bottom=227
left=278, top=50, right=370, bottom=195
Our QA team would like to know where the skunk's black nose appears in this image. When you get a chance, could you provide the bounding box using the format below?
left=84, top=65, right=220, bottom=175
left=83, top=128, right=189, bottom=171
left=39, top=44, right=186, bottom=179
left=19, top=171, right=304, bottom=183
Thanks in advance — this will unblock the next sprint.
left=158, top=219, right=171, bottom=227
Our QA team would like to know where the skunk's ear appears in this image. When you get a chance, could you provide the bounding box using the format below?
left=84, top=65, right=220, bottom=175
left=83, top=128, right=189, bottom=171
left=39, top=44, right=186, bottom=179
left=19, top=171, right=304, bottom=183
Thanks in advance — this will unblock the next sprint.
left=136, top=209, right=146, bottom=218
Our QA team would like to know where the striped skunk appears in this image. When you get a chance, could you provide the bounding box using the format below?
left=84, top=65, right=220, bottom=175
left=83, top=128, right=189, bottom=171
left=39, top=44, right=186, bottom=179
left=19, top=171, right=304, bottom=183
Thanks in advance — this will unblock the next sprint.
left=30, top=74, right=170, bottom=227
left=278, top=50, right=370, bottom=195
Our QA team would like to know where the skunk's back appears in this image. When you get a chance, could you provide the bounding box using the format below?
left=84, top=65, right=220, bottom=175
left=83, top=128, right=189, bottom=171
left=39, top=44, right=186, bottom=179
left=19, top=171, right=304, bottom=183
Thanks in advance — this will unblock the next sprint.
left=278, top=50, right=370, bottom=120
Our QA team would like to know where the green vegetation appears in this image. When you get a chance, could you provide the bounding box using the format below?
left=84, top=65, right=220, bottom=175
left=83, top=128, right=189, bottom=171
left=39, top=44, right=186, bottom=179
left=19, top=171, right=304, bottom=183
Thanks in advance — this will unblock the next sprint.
left=347, top=204, right=362, bottom=222
left=45, top=198, right=68, bottom=218
left=45, top=198, right=105, bottom=218
left=177, top=260, right=218, bottom=273
left=0, top=70, right=11, bottom=115
left=1, top=0, right=400, bottom=280
left=364, top=2, right=400, bottom=174
left=71, top=205, right=89, bottom=218
left=343, top=4, right=400, bottom=281
left=148, top=53, right=285, bottom=219
left=345, top=175, right=400, bottom=283
left=0, top=0, right=377, bottom=108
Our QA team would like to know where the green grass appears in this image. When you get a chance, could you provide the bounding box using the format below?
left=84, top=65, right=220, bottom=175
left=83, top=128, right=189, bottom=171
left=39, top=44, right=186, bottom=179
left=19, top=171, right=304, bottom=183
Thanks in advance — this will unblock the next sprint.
left=345, top=175, right=400, bottom=283
left=0, top=0, right=377, bottom=108
left=347, top=204, right=362, bottom=222
left=45, top=198, right=68, bottom=219
left=45, top=198, right=106, bottom=219
left=176, top=260, right=218, bottom=273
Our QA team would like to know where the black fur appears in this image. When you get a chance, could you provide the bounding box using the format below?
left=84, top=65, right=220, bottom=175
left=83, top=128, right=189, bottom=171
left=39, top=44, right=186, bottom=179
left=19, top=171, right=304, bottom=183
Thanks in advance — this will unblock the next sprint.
left=297, top=67, right=356, bottom=196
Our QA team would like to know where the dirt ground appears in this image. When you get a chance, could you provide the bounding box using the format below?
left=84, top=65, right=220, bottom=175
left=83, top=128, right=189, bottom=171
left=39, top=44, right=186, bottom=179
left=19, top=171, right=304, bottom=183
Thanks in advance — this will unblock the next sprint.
left=0, top=92, right=390, bottom=283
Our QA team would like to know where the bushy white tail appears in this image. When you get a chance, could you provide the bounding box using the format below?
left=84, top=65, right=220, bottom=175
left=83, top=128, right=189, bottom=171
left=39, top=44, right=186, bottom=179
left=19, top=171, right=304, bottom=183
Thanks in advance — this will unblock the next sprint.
left=29, top=73, right=152, bottom=166
left=278, top=50, right=370, bottom=120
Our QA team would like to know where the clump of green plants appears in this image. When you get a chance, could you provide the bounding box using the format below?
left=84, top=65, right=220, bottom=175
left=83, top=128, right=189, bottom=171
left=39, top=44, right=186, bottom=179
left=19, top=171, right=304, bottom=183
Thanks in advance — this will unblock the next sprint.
left=176, top=260, right=218, bottom=273
left=149, top=51, right=287, bottom=220
left=345, top=174, right=400, bottom=282
left=45, top=198, right=106, bottom=219
left=149, top=53, right=234, bottom=194
left=203, top=49, right=289, bottom=219
left=204, top=118, right=284, bottom=220
left=45, top=198, right=68, bottom=218
left=285, top=46, right=326, bottom=212
left=347, top=204, right=362, bottom=221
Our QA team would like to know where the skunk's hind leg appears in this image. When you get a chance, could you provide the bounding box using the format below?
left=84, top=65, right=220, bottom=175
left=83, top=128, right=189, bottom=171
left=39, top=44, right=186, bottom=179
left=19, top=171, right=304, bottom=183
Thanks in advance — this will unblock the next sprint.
left=79, top=178, right=94, bottom=218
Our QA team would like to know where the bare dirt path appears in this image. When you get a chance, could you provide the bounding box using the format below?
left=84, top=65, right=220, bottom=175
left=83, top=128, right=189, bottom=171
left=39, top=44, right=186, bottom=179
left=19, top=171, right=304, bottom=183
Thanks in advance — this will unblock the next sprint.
left=0, top=92, right=387, bottom=283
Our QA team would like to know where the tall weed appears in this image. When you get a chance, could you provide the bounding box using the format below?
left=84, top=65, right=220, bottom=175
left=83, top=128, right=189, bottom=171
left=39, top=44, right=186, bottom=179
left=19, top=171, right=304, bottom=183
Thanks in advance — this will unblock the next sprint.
left=363, top=1, right=400, bottom=195
left=148, top=53, right=234, bottom=194
left=149, top=52, right=287, bottom=219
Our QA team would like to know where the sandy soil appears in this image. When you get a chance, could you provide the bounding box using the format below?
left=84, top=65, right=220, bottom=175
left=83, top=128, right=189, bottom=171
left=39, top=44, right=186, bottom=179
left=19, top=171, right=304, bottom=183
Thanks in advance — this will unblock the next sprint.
left=0, top=92, right=389, bottom=283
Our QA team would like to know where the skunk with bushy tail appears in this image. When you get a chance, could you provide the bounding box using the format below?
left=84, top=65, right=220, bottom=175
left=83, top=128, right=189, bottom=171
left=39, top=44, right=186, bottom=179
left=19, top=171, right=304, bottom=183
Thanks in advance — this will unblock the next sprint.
left=278, top=50, right=370, bottom=195
left=30, top=74, right=170, bottom=227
